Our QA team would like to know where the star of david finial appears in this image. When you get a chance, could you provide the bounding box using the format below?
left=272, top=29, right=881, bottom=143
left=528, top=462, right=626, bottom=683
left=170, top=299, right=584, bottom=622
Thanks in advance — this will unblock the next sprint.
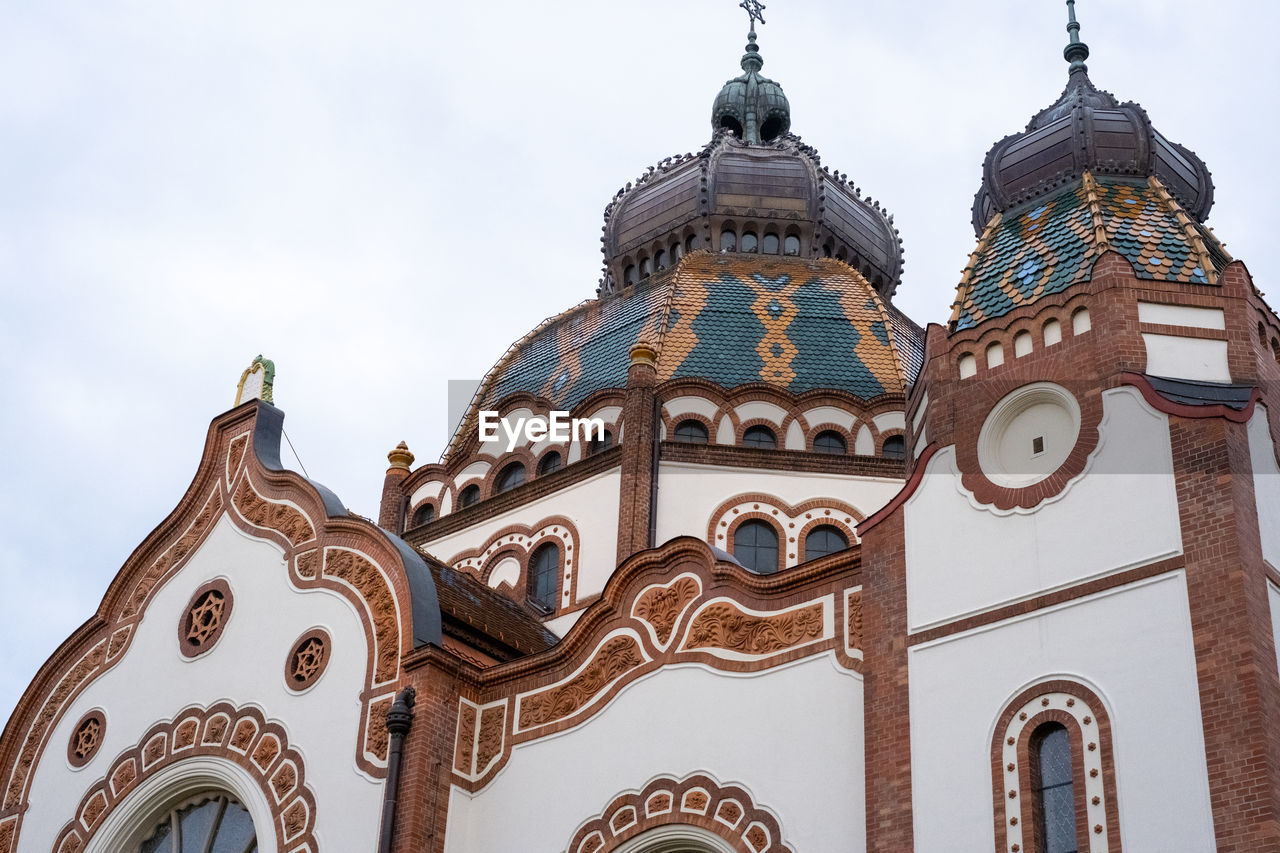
left=739, top=0, right=766, bottom=31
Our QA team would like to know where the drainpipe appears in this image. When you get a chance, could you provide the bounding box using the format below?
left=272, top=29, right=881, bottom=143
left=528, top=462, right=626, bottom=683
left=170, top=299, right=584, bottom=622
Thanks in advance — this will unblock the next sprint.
left=377, top=686, right=416, bottom=853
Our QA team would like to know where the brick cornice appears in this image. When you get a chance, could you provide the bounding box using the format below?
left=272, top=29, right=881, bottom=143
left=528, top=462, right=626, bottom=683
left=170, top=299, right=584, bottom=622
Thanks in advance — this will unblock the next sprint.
left=658, top=441, right=905, bottom=478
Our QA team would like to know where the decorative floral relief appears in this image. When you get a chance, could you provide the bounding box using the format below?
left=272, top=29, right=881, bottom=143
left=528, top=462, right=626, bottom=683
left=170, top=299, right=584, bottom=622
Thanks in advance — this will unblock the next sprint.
left=683, top=601, right=824, bottom=656
left=847, top=592, right=862, bottom=650
left=124, top=491, right=222, bottom=618
left=232, top=477, right=315, bottom=546
left=518, top=635, right=645, bottom=730
left=632, top=576, right=701, bottom=646
left=475, top=705, right=505, bottom=774
left=454, top=704, right=477, bottom=774
left=366, top=697, right=392, bottom=762
left=323, top=549, right=399, bottom=684
left=226, top=434, right=248, bottom=485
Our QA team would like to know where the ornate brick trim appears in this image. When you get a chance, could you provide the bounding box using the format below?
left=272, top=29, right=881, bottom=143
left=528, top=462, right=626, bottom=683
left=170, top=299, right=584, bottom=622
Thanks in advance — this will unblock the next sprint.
left=431, top=537, right=860, bottom=791
left=447, top=517, right=582, bottom=613
left=1120, top=372, right=1258, bottom=423
left=566, top=773, right=793, bottom=853
left=991, top=681, right=1120, bottom=853
left=51, top=703, right=317, bottom=853
left=706, top=494, right=864, bottom=569
left=0, top=403, right=422, bottom=851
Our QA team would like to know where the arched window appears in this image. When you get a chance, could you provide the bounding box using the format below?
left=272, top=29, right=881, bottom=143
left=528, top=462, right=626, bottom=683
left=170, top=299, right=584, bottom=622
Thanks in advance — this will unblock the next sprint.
left=822, top=242, right=834, bottom=258
left=624, top=264, right=638, bottom=286
left=411, top=503, right=435, bottom=528
left=496, top=462, right=526, bottom=493
left=762, top=233, right=780, bottom=254
left=686, top=234, right=698, bottom=253
left=813, top=430, right=847, bottom=454
left=720, top=229, right=737, bottom=252
left=640, top=257, right=653, bottom=279
left=457, top=484, right=480, bottom=508
left=719, top=114, right=743, bottom=137
left=140, top=792, right=257, bottom=853
left=1031, top=723, right=1079, bottom=853
left=589, top=430, right=614, bottom=455
left=528, top=543, right=559, bottom=613
left=804, top=525, right=848, bottom=560
left=742, top=425, right=777, bottom=449
left=537, top=451, right=562, bottom=476
left=882, top=435, right=906, bottom=460
left=655, top=249, right=667, bottom=270
left=740, top=231, right=759, bottom=253
left=673, top=419, right=709, bottom=444
left=784, top=234, right=801, bottom=256
left=671, top=241, right=683, bottom=261
left=733, top=521, right=779, bottom=574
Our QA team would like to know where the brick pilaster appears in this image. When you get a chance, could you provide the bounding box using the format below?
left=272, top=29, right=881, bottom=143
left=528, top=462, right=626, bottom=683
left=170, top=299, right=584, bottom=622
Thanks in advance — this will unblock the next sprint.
left=860, top=511, right=914, bottom=851
left=1172, top=414, right=1280, bottom=850
left=390, top=662, right=461, bottom=853
left=616, top=343, right=659, bottom=564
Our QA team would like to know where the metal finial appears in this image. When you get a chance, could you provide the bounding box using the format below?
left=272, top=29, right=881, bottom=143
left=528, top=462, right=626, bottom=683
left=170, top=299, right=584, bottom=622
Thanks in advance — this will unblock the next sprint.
left=1063, top=0, right=1090, bottom=73
left=740, top=0, right=766, bottom=32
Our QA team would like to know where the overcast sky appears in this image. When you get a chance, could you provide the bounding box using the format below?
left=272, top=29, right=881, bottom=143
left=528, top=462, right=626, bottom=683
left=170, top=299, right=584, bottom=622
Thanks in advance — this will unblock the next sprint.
left=0, top=0, right=1275, bottom=722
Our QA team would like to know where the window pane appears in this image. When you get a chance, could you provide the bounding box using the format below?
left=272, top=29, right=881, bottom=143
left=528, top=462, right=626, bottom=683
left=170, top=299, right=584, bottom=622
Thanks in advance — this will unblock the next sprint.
left=141, top=819, right=173, bottom=853
left=805, top=526, right=848, bottom=559
left=180, top=799, right=221, bottom=853
left=1042, top=786, right=1079, bottom=853
left=733, top=521, right=779, bottom=574
left=1038, top=726, right=1072, bottom=786
left=720, top=230, right=736, bottom=252
left=814, top=431, right=846, bottom=454
left=673, top=420, right=708, bottom=444
left=784, top=235, right=801, bottom=256
left=210, top=801, right=256, bottom=853
left=624, top=265, right=637, bottom=285
left=1034, top=724, right=1079, bottom=853
left=538, top=452, right=562, bottom=475
left=529, top=545, right=559, bottom=611
left=740, top=231, right=758, bottom=253
left=497, top=463, right=526, bottom=492
left=655, top=250, right=667, bottom=270
left=882, top=436, right=906, bottom=460
left=742, top=426, right=776, bottom=449
left=762, top=233, right=780, bottom=254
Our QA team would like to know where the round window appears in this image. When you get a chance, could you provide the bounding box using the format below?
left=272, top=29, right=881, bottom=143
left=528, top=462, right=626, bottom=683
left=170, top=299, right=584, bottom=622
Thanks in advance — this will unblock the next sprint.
left=977, top=382, right=1081, bottom=488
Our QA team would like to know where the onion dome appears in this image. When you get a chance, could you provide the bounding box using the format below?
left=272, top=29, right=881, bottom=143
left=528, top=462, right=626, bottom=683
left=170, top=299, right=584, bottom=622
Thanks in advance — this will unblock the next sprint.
left=950, top=3, right=1231, bottom=332
left=712, top=29, right=790, bottom=145
left=970, top=0, right=1214, bottom=237
left=597, top=25, right=903, bottom=299
left=446, top=254, right=921, bottom=461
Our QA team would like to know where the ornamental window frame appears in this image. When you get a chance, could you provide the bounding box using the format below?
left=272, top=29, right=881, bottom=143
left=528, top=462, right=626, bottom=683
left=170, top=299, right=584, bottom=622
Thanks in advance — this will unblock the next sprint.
left=991, top=680, right=1121, bottom=853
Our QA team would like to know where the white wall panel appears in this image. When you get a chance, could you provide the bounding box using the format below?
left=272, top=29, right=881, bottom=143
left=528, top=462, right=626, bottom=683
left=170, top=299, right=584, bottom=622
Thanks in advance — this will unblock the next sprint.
left=908, top=572, right=1214, bottom=853
left=1249, top=406, right=1280, bottom=570
left=444, top=656, right=863, bottom=853
left=905, top=387, right=1182, bottom=631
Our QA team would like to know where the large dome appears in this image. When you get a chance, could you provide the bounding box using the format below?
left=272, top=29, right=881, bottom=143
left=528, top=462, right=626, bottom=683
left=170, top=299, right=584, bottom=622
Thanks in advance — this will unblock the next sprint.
left=597, top=29, right=904, bottom=299
left=970, top=2, right=1213, bottom=236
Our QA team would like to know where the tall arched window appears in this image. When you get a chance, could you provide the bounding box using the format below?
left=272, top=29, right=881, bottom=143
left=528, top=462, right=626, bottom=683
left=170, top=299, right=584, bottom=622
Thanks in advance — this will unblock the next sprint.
left=686, top=234, right=698, bottom=253
left=528, top=543, right=559, bottom=613
left=733, top=520, right=779, bottom=574
left=742, top=425, right=777, bottom=449
left=813, top=430, right=847, bottom=454
left=993, top=682, right=1117, bottom=853
left=784, top=234, right=801, bottom=256
left=673, top=419, right=709, bottom=444
left=411, top=503, right=435, bottom=528
left=762, top=232, right=780, bottom=254
left=640, top=257, right=653, bottom=279
left=740, top=231, right=759, bottom=253
left=457, top=484, right=480, bottom=508
left=720, top=229, right=737, bottom=252
left=882, top=435, right=906, bottom=460
left=804, top=525, right=848, bottom=560
left=496, top=462, right=526, bottom=493
left=140, top=793, right=257, bottom=853
left=624, top=264, right=638, bottom=286
left=655, top=249, right=667, bottom=270
left=1031, top=723, right=1079, bottom=853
